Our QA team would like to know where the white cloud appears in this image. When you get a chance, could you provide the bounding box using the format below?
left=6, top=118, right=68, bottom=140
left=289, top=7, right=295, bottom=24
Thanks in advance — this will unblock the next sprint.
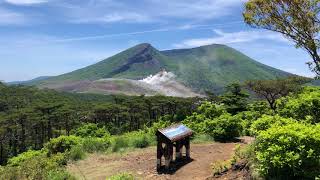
left=4, top=0, right=48, bottom=5
left=73, top=12, right=152, bottom=24
left=174, top=29, right=289, bottom=48
left=149, top=0, right=244, bottom=20
left=0, top=8, right=27, bottom=25
left=58, top=0, right=246, bottom=24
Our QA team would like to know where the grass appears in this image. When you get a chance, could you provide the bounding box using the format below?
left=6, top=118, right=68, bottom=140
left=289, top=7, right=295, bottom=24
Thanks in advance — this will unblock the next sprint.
left=108, top=172, right=135, bottom=180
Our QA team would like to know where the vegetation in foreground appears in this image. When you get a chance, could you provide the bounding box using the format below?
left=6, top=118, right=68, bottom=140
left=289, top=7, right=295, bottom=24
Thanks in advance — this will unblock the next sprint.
left=0, top=78, right=320, bottom=179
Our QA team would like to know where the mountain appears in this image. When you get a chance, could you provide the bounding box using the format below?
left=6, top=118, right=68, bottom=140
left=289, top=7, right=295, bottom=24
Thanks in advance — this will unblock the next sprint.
left=32, top=43, right=292, bottom=96
left=8, top=76, right=51, bottom=85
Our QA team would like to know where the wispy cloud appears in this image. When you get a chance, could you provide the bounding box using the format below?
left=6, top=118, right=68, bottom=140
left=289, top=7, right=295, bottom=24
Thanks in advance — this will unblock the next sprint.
left=39, top=22, right=244, bottom=43
left=149, top=0, right=244, bottom=20
left=57, top=0, right=246, bottom=24
left=174, top=29, right=288, bottom=48
left=72, top=12, right=153, bottom=24
left=4, top=0, right=48, bottom=5
left=0, top=8, right=27, bottom=25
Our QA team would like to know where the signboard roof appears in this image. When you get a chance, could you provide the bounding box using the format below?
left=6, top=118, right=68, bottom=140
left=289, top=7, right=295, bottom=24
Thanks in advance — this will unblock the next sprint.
left=158, top=124, right=192, bottom=142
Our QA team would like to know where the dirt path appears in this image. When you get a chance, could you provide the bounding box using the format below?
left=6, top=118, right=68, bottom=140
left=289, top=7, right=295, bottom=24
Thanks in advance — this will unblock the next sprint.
left=67, top=140, right=250, bottom=180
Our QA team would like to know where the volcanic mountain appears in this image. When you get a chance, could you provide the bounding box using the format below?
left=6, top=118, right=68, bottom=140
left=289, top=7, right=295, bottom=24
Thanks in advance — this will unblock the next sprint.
left=30, top=43, right=292, bottom=96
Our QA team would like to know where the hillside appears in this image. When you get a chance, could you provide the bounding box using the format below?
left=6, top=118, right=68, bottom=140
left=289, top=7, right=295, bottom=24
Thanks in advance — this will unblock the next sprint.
left=33, top=43, right=292, bottom=95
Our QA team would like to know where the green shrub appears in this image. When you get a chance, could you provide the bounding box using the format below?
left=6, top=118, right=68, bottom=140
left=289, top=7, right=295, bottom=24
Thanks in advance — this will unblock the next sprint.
left=46, top=169, right=76, bottom=180
left=250, top=115, right=296, bottom=136
left=72, top=123, right=110, bottom=138
left=182, top=113, right=208, bottom=134
left=255, top=123, right=320, bottom=179
left=196, top=102, right=226, bottom=118
left=81, top=137, right=111, bottom=153
left=191, top=134, right=214, bottom=144
left=182, top=102, right=227, bottom=132
left=67, top=146, right=86, bottom=161
left=203, top=114, right=242, bottom=141
left=111, top=136, right=129, bottom=152
left=45, top=135, right=82, bottom=155
left=235, top=101, right=273, bottom=136
left=148, top=119, right=172, bottom=135
left=108, top=172, right=135, bottom=180
left=278, top=87, right=320, bottom=123
left=7, top=150, right=45, bottom=166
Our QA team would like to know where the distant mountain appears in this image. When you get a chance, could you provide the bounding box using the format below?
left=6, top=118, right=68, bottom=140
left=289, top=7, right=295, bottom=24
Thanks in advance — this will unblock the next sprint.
left=8, top=76, right=51, bottom=85
left=31, top=43, right=293, bottom=96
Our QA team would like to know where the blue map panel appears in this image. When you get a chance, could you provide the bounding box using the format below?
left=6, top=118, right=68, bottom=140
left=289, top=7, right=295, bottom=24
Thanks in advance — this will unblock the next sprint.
left=162, top=125, right=190, bottom=139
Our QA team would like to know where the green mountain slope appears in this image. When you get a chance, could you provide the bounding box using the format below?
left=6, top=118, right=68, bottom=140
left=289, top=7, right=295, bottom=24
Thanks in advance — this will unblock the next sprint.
left=162, top=44, right=291, bottom=92
left=36, top=43, right=292, bottom=94
left=40, top=43, right=171, bottom=84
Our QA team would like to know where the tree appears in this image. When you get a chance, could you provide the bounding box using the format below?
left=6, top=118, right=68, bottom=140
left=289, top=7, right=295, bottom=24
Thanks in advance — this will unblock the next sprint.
left=243, top=0, right=320, bottom=77
left=220, top=83, right=249, bottom=115
left=245, top=76, right=310, bottom=110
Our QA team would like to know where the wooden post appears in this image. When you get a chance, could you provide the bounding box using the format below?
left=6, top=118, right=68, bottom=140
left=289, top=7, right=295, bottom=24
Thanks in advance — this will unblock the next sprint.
left=156, top=141, right=162, bottom=171
left=165, top=143, right=173, bottom=170
left=175, top=141, right=182, bottom=161
left=185, top=137, right=190, bottom=159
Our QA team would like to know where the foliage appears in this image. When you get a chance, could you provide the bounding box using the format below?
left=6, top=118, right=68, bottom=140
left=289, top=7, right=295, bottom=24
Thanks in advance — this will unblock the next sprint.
left=81, top=137, right=111, bottom=153
left=254, top=123, right=320, bottom=179
left=0, top=83, right=197, bottom=164
left=7, top=150, right=45, bottom=167
left=108, top=172, right=135, bottom=180
left=250, top=115, right=296, bottom=136
left=183, top=102, right=226, bottom=133
left=184, top=102, right=241, bottom=141
left=245, top=76, right=310, bottom=110
left=220, top=83, right=249, bottom=115
left=45, top=135, right=82, bottom=155
left=234, top=101, right=272, bottom=135
left=67, top=145, right=86, bottom=161
left=278, top=87, right=320, bottom=123
left=72, top=123, right=110, bottom=138
left=191, top=134, right=214, bottom=144
left=203, top=114, right=242, bottom=141
left=111, top=131, right=155, bottom=152
left=0, top=153, right=71, bottom=180
left=211, top=160, right=231, bottom=176
left=244, top=0, right=320, bottom=76
left=46, top=169, right=76, bottom=180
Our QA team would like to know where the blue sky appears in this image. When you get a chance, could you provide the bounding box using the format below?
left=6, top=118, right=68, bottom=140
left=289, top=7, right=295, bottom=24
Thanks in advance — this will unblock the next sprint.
left=0, top=0, right=314, bottom=82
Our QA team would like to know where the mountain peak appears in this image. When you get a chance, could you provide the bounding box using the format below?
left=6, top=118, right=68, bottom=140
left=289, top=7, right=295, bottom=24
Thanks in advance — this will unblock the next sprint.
left=134, top=43, right=153, bottom=49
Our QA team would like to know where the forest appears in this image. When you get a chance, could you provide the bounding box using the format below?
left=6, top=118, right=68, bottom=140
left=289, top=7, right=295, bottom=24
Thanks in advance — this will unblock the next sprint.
left=0, top=82, right=198, bottom=165
left=0, top=76, right=319, bottom=179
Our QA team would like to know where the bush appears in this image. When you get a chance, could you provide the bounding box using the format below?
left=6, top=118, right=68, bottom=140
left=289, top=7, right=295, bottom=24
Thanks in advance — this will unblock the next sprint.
left=278, top=87, right=320, bottom=123
left=108, top=172, right=135, bottom=180
left=255, top=123, right=320, bottom=179
left=67, top=146, right=86, bottom=161
left=182, top=113, right=208, bottom=134
left=148, top=119, right=172, bottom=135
left=46, top=169, right=76, bottom=180
left=235, top=101, right=273, bottom=136
left=7, top=150, right=45, bottom=166
left=81, top=137, right=111, bottom=153
left=45, top=135, right=82, bottom=155
left=72, top=123, right=110, bottom=138
left=250, top=115, right=296, bottom=136
left=204, top=114, right=242, bottom=141
left=111, top=136, right=129, bottom=152
left=191, top=134, right=214, bottom=144
left=196, top=102, right=226, bottom=118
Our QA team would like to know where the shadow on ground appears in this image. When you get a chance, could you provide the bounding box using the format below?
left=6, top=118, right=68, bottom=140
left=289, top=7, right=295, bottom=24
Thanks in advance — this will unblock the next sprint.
left=157, top=157, right=194, bottom=175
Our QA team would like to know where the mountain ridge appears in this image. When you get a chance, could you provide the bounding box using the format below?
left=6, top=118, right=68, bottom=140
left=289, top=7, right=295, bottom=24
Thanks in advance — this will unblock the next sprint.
left=25, top=43, right=293, bottom=95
